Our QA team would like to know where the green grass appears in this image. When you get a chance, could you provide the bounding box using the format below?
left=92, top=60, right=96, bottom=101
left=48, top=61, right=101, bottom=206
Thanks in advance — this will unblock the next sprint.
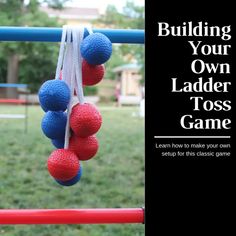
left=0, top=105, right=144, bottom=236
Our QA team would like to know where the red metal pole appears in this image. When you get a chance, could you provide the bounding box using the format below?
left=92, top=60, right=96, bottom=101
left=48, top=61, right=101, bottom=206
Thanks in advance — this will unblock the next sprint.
left=0, top=208, right=144, bottom=225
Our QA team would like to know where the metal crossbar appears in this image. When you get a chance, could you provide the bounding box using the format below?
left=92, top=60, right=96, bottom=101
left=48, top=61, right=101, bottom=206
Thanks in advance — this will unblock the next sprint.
left=0, top=27, right=145, bottom=44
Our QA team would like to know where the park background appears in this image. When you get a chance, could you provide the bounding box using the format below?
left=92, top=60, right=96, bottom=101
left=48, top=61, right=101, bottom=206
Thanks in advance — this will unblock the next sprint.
left=0, top=0, right=144, bottom=235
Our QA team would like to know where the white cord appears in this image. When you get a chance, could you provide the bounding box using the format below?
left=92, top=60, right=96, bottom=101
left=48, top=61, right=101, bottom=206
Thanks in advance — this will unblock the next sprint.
left=72, top=26, right=92, bottom=99
left=86, top=26, right=93, bottom=35
left=62, top=27, right=72, bottom=86
left=55, top=25, right=67, bottom=80
left=64, top=26, right=85, bottom=149
left=64, top=66, right=75, bottom=149
left=64, top=27, right=74, bottom=149
left=72, top=27, right=85, bottom=104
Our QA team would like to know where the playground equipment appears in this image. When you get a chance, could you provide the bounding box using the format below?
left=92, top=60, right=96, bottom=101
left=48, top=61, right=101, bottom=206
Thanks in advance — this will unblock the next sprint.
left=0, top=26, right=145, bottom=225
left=0, top=83, right=28, bottom=133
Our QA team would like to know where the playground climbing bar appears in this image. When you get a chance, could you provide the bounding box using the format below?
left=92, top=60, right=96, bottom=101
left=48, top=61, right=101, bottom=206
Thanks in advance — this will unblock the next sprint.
left=0, top=27, right=145, bottom=44
left=0, top=208, right=144, bottom=225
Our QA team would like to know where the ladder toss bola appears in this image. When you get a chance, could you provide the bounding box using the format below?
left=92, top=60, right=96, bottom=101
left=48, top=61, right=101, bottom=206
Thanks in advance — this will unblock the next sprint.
left=39, top=26, right=110, bottom=186
left=0, top=26, right=145, bottom=225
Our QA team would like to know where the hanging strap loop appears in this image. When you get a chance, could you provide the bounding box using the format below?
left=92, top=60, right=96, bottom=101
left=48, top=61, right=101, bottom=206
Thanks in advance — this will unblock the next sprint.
left=55, top=25, right=67, bottom=80
left=72, top=27, right=85, bottom=104
left=86, top=26, right=93, bottom=35
left=63, top=26, right=85, bottom=149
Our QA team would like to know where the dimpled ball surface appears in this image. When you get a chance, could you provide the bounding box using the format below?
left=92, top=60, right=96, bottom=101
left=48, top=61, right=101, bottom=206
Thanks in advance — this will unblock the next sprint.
left=41, top=111, right=67, bottom=139
left=70, top=103, right=102, bottom=137
left=82, top=60, right=105, bottom=86
left=69, top=135, right=99, bottom=161
left=80, top=33, right=112, bottom=65
left=51, top=138, right=65, bottom=149
left=38, top=79, right=70, bottom=112
left=47, top=149, right=80, bottom=181
left=55, top=166, right=82, bottom=186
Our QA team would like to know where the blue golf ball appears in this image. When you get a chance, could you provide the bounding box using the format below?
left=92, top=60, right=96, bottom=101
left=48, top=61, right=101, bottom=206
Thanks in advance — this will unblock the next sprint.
left=51, top=138, right=65, bottom=149
left=55, top=166, right=82, bottom=186
left=38, top=79, right=70, bottom=112
left=41, top=111, right=67, bottom=139
left=81, top=33, right=112, bottom=65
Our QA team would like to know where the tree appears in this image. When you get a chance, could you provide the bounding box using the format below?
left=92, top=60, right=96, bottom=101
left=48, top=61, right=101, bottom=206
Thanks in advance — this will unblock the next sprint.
left=0, top=0, right=67, bottom=97
left=94, top=1, right=144, bottom=82
left=44, top=0, right=69, bottom=9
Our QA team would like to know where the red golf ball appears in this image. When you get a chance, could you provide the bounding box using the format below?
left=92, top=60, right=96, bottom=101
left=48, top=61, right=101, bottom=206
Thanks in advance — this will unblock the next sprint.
left=82, top=60, right=105, bottom=86
left=70, top=103, right=102, bottom=137
left=47, top=149, right=80, bottom=181
left=69, top=134, right=99, bottom=161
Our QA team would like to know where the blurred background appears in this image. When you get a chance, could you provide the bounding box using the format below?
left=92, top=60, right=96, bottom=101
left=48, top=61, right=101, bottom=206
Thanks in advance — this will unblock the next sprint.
left=0, top=0, right=144, bottom=235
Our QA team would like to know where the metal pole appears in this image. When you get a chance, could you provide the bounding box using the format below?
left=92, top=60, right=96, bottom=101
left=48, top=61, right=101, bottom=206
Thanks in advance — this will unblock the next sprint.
left=0, top=27, right=145, bottom=44
left=0, top=208, right=144, bottom=225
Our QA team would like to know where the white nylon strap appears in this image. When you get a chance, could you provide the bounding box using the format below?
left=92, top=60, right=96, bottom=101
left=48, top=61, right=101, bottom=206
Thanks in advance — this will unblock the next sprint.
left=86, top=26, right=93, bottom=35
left=72, top=27, right=85, bottom=104
left=64, top=67, right=75, bottom=149
left=55, top=25, right=67, bottom=80
left=62, top=27, right=72, bottom=86
left=64, top=26, right=85, bottom=149
left=64, top=27, right=74, bottom=149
